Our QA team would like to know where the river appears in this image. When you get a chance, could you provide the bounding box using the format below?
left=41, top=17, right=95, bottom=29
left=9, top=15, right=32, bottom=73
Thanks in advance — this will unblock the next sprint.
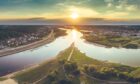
left=0, top=29, right=140, bottom=76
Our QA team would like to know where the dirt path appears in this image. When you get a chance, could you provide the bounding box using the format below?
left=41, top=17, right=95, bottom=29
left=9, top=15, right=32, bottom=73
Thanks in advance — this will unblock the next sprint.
left=67, top=46, right=74, bottom=61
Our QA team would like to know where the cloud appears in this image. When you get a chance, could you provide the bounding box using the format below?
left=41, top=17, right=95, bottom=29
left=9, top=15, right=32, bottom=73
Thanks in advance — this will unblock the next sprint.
left=0, top=0, right=139, bottom=20
left=125, top=5, right=137, bottom=11
left=104, top=0, right=114, bottom=8
left=116, top=0, right=137, bottom=11
left=105, top=0, right=137, bottom=11
left=107, top=3, right=113, bottom=8
left=104, top=0, right=114, bottom=3
left=7, top=0, right=32, bottom=4
left=68, top=6, right=100, bottom=18
left=104, top=11, right=129, bottom=19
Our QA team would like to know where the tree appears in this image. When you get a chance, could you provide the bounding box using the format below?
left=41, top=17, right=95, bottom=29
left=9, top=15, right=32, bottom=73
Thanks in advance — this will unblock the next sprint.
left=58, top=79, right=72, bottom=84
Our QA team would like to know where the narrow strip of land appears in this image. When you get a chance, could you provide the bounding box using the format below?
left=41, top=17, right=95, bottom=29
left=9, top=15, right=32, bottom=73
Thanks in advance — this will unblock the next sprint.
left=0, top=30, right=54, bottom=57
left=67, top=44, right=74, bottom=61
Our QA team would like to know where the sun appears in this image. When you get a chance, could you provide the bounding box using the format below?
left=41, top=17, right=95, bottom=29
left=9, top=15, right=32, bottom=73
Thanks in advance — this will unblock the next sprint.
left=71, top=12, right=79, bottom=20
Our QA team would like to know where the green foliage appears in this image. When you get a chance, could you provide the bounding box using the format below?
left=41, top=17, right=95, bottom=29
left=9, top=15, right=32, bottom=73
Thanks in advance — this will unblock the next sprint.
left=123, top=43, right=139, bottom=49
left=0, top=26, right=45, bottom=40
left=83, top=65, right=139, bottom=83
left=54, top=28, right=67, bottom=37
left=64, top=62, right=80, bottom=77
left=83, top=34, right=140, bottom=49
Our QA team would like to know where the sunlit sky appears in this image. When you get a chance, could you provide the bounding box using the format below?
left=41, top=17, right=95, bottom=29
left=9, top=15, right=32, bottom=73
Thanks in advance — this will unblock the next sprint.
left=0, top=0, right=140, bottom=20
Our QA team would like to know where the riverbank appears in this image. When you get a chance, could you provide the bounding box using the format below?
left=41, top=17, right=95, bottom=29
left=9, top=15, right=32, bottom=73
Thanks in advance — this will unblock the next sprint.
left=4, top=44, right=139, bottom=84
left=0, top=30, right=55, bottom=57
left=83, top=34, right=140, bottom=49
left=0, top=55, right=57, bottom=84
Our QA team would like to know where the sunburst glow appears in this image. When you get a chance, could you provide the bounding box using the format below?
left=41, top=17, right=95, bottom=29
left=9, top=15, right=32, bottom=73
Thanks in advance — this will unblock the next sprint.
left=71, top=12, right=79, bottom=20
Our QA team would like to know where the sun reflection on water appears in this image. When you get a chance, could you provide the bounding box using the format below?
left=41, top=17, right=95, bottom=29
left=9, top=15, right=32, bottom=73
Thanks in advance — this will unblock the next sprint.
left=72, top=29, right=77, bottom=41
left=66, top=29, right=83, bottom=42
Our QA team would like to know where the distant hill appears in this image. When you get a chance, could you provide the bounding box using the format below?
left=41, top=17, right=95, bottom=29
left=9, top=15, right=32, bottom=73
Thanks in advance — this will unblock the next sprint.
left=0, top=18, right=140, bottom=25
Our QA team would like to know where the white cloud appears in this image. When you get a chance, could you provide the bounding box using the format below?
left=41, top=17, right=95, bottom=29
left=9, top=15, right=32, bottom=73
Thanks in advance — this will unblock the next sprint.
left=104, top=11, right=129, bottom=19
left=57, top=3, right=65, bottom=6
left=116, top=0, right=137, bottom=11
left=105, top=0, right=114, bottom=8
left=126, top=5, right=137, bottom=11
left=104, top=0, right=114, bottom=3
left=11, top=0, right=32, bottom=3
left=107, top=3, right=113, bottom=8
left=105, top=0, right=137, bottom=11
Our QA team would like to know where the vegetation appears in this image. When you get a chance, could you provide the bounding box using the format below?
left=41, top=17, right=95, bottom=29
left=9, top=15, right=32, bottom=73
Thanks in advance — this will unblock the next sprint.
left=0, top=77, right=7, bottom=81
left=83, top=34, right=140, bottom=49
left=54, top=28, right=67, bottom=37
left=0, top=25, right=50, bottom=40
left=13, top=44, right=140, bottom=84
left=130, top=68, right=140, bottom=79
left=83, top=65, right=139, bottom=83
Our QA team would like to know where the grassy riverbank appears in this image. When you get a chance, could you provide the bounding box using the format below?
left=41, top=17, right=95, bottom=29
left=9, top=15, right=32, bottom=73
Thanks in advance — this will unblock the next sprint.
left=9, top=44, right=140, bottom=84
left=83, top=34, right=140, bottom=49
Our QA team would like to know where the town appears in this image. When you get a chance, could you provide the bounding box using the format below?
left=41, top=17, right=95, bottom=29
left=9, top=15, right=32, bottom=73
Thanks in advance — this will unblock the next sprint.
left=0, top=26, right=51, bottom=50
left=77, top=25, right=140, bottom=48
left=77, top=25, right=140, bottom=37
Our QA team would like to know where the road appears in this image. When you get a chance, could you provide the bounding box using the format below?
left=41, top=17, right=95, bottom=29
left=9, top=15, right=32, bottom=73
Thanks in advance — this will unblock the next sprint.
left=0, top=29, right=54, bottom=57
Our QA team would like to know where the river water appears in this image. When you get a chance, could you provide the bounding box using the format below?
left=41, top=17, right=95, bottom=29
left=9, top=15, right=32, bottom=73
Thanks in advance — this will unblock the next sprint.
left=0, top=29, right=140, bottom=76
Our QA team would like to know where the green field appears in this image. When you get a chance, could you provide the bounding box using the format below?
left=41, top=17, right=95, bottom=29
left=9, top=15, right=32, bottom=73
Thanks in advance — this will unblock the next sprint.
left=83, top=34, right=140, bottom=49
left=13, top=44, right=140, bottom=84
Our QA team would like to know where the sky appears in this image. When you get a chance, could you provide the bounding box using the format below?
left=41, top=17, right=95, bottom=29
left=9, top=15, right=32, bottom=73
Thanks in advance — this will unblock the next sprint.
left=0, top=0, right=140, bottom=20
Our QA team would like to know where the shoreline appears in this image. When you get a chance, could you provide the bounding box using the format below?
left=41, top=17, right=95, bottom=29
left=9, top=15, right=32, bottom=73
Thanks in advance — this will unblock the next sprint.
left=0, top=30, right=55, bottom=57
left=0, top=58, right=56, bottom=84
left=0, top=42, right=70, bottom=78
left=83, top=37, right=140, bottom=49
left=0, top=44, right=139, bottom=84
left=2, top=58, right=55, bottom=78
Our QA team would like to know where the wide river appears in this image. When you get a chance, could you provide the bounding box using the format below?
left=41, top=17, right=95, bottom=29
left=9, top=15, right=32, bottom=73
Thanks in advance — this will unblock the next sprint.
left=0, top=29, right=140, bottom=76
